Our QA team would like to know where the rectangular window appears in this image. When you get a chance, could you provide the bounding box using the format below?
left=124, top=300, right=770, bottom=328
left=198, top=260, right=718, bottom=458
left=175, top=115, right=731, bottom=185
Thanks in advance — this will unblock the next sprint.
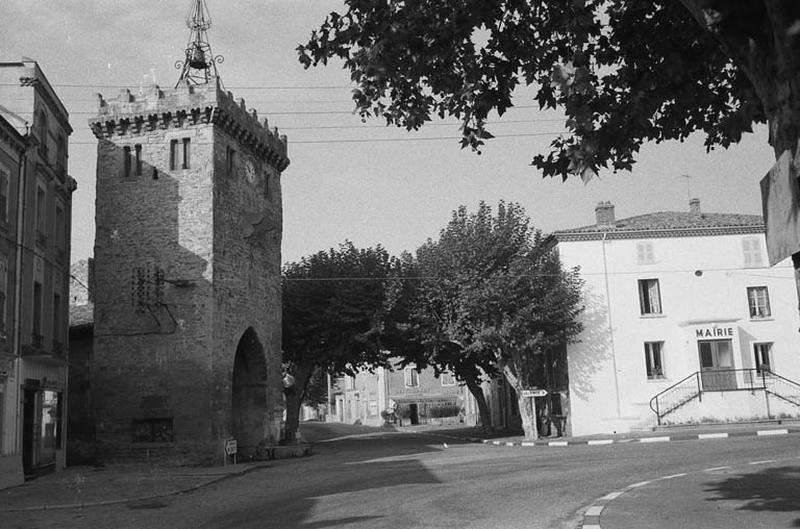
left=637, top=242, right=654, bottom=264
left=0, top=166, right=8, bottom=222
left=123, top=145, right=131, bottom=177
left=0, top=255, right=7, bottom=331
left=131, top=418, right=174, bottom=443
left=182, top=138, right=191, bottom=169
left=638, top=279, right=662, bottom=315
left=32, top=281, right=42, bottom=341
left=747, top=286, right=771, bottom=318
left=226, top=147, right=236, bottom=175
left=134, top=144, right=142, bottom=176
left=742, top=237, right=764, bottom=268
left=343, top=376, right=354, bottom=390
left=52, top=292, right=61, bottom=345
left=754, top=342, right=772, bottom=373
left=404, top=368, right=419, bottom=387
left=440, top=372, right=456, bottom=386
left=169, top=140, right=179, bottom=170
left=644, top=342, right=664, bottom=379
left=35, top=186, right=46, bottom=248
left=54, top=204, right=64, bottom=249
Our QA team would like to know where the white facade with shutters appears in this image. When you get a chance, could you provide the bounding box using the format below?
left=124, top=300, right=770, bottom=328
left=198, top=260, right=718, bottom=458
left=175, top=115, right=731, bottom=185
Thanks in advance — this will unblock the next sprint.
left=555, top=202, right=800, bottom=436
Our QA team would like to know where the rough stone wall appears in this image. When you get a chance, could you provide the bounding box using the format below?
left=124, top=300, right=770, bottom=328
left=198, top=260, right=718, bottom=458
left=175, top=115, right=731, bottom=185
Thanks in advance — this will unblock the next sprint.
left=90, top=81, right=288, bottom=464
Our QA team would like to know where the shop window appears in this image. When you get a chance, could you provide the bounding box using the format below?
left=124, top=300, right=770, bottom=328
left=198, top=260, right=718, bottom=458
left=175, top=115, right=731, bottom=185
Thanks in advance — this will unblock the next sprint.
left=440, top=372, right=456, bottom=386
left=132, top=418, right=174, bottom=443
left=41, top=390, right=61, bottom=458
left=747, top=286, right=771, bottom=318
left=638, top=278, right=662, bottom=315
left=637, top=242, right=654, bottom=264
left=404, top=367, right=419, bottom=387
left=754, top=342, right=772, bottom=373
left=742, top=237, right=764, bottom=268
left=644, top=341, right=665, bottom=379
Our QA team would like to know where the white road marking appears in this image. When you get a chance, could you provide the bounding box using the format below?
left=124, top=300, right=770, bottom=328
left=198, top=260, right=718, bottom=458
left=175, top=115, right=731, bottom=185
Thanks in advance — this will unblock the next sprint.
left=582, top=525, right=602, bottom=529
left=585, top=505, right=604, bottom=516
left=628, top=480, right=652, bottom=488
left=521, top=441, right=537, bottom=447
left=588, top=439, right=614, bottom=446
left=749, top=459, right=777, bottom=465
left=505, top=442, right=515, bottom=447
left=698, top=432, right=728, bottom=439
left=548, top=441, right=569, bottom=447
left=703, top=466, right=730, bottom=472
left=600, top=492, right=622, bottom=501
left=661, top=473, right=688, bottom=479
left=757, top=429, right=789, bottom=436
left=640, top=436, right=670, bottom=443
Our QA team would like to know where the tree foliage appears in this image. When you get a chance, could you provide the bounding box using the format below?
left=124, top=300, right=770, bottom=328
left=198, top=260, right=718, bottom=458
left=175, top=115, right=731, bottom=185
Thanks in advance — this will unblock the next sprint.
left=407, top=201, right=584, bottom=436
left=298, top=1, right=800, bottom=181
left=281, top=241, right=401, bottom=440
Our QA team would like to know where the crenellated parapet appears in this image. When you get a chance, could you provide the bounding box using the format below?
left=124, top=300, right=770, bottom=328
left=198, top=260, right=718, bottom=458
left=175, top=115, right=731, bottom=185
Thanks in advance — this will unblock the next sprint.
left=89, top=78, right=289, bottom=171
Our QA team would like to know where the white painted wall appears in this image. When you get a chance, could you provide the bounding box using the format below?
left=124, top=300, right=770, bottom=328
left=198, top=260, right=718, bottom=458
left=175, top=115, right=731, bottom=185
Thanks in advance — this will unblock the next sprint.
left=559, top=232, right=800, bottom=435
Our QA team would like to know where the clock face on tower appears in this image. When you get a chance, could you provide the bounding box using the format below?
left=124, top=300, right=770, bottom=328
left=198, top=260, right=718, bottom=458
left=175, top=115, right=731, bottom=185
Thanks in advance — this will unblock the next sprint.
left=245, top=159, right=256, bottom=184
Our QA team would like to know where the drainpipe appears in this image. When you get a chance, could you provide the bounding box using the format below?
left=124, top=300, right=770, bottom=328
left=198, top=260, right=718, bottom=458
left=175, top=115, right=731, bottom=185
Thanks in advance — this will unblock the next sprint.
left=12, top=128, right=30, bottom=454
left=601, top=230, right=622, bottom=418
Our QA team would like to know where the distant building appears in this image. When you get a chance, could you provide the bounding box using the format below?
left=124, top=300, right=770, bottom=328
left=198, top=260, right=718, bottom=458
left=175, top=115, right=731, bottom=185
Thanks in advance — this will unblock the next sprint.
left=0, top=58, right=76, bottom=487
left=334, top=361, right=480, bottom=427
left=554, top=200, right=800, bottom=436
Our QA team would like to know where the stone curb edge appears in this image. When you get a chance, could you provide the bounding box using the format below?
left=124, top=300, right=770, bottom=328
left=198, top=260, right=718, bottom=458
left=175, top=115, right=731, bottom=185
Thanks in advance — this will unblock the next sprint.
left=480, top=427, right=798, bottom=447
left=0, top=462, right=272, bottom=513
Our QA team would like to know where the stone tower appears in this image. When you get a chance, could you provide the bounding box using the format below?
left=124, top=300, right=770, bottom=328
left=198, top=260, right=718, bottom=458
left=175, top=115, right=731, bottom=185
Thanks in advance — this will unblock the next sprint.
left=88, top=74, right=289, bottom=461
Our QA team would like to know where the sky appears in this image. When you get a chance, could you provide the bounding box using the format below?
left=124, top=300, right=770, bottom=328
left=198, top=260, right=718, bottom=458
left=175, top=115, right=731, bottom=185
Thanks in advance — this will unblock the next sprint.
left=1, top=0, right=776, bottom=266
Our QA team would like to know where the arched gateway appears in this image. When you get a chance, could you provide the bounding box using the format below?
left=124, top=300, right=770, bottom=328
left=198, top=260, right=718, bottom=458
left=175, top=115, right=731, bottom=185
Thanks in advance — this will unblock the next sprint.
left=232, top=328, right=269, bottom=456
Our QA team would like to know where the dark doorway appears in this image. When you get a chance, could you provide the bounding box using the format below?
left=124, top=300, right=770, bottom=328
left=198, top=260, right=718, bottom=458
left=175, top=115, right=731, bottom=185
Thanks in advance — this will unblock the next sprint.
left=409, top=403, right=419, bottom=425
left=698, top=339, right=737, bottom=390
left=22, top=389, right=36, bottom=475
left=231, top=328, right=268, bottom=457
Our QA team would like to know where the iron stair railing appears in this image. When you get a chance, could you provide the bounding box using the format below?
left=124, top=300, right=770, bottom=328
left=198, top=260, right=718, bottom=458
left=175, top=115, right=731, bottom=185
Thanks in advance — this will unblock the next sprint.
left=649, top=368, right=800, bottom=425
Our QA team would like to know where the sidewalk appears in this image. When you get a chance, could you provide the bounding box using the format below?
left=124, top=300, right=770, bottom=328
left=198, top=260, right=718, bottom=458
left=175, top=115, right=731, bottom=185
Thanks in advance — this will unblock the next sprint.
left=0, top=461, right=270, bottom=512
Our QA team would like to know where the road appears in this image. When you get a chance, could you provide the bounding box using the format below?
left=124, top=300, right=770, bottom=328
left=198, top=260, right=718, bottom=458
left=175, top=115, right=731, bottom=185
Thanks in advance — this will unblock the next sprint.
left=7, top=424, right=800, bottom=529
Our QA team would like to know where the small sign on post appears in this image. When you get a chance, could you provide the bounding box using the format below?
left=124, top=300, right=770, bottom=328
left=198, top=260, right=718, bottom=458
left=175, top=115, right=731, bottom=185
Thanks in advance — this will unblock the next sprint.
left=761, top=150, right=800, bottom=266
left=521, top=389, right=547, bottom=398
left=224, top=438, right=237, bottom=466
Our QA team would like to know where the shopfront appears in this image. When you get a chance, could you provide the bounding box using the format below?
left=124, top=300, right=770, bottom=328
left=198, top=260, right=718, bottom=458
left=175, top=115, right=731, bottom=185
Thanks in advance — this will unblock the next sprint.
left=21, top=378, right=62, bottom=477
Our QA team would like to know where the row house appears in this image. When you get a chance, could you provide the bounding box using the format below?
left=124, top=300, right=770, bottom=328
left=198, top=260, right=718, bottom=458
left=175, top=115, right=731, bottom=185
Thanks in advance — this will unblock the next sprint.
left=0, top=58, right=76, bottom=487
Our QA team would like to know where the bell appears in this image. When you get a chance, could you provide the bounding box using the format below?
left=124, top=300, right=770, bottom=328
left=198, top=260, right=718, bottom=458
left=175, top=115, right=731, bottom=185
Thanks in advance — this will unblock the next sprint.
left=189, top=46, right=207, bottom=69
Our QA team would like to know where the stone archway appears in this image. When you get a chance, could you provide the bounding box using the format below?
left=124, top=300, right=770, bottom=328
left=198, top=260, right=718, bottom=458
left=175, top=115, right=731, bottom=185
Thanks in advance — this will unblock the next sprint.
left=231, top=327, right=268, bottom=456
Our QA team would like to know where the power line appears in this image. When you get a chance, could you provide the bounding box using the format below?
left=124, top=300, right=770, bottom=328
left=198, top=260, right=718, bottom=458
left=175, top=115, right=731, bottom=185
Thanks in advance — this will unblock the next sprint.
left=59, top=104, right=547, bottom=116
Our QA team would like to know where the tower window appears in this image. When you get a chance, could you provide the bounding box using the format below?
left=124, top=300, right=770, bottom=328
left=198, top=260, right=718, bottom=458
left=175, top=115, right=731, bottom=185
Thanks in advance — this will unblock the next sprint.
left=135, top=144, right=142, bottom=176
left=182, top=138, right=191, bottom=169
left=226, top=147, right=236, bottom=175
left=170, top=140, right=179, bottom=171
left=123, top=146, right=131, bottom=177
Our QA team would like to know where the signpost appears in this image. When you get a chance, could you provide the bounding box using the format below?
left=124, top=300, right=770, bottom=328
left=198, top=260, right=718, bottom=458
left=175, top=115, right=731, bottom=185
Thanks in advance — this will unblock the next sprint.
left=521, top=389, right=547, bottom=398
left=224, top=438, right=237, bottom=466
left=760, top=150, right=800, bottom=266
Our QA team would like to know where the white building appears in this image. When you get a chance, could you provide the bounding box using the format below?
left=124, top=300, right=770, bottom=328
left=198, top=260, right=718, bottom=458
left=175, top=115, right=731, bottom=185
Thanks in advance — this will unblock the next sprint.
left=555, top=200, right=800, bottom=436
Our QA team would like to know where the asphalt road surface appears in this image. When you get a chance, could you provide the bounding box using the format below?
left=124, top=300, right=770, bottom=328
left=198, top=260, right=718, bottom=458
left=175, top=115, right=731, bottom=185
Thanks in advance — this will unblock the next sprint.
left=7, top=424, right=800, bottom=529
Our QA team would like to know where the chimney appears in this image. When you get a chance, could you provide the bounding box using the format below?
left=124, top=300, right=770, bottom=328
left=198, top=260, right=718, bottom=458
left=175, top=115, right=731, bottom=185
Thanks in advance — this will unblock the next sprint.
left=595, top=201, right=615, bottom=225
left=689, top=198, right=701, bottom=214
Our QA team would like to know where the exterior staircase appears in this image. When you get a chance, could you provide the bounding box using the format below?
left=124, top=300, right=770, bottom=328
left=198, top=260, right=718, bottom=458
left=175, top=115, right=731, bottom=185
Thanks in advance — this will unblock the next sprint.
left=649, top=368, right=800, bottom=425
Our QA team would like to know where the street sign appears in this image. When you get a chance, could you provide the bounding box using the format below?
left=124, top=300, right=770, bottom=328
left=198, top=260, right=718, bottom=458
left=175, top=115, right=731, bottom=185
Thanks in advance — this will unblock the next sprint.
left=761, top=150, right=800, bottom=265
left=521, top=389, right=547, bottom=398
left=224, top=438, right=238, bottom=456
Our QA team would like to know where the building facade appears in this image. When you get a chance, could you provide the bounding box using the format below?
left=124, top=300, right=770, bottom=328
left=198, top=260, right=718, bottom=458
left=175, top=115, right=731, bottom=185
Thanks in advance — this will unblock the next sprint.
left=88, top=79, right=289, bottom=464
left=334, top=362, right=480, bottom=427
left=555, top=200, right=800, bottom=436
left=0, top=59, right=76, bottom=487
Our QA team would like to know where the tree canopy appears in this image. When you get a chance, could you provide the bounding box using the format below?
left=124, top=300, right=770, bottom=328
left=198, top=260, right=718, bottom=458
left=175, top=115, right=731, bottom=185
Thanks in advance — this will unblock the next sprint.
left=298, top=1, right=800, bottom=181
left=281, top=241, right=401, bottom=441
left=408, top=201, right=584, bottom=436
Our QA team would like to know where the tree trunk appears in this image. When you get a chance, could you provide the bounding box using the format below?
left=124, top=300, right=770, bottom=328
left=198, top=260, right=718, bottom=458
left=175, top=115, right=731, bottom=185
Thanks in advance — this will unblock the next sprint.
left=463, top=377, right=493, bottom=433
left=502, top=365, right=538, bottom=440
left=282, top=361, right=315, bottom=444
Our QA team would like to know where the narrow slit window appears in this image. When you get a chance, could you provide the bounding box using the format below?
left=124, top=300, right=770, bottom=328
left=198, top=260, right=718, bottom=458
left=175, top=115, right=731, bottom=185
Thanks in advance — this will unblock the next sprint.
left=123, top=146, right=131, bottom=177
left=134, top=144, right=142, bottom=176
left=182, top=138, right=191, bottom=169
left=169, top=140, right=179, bottom=171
